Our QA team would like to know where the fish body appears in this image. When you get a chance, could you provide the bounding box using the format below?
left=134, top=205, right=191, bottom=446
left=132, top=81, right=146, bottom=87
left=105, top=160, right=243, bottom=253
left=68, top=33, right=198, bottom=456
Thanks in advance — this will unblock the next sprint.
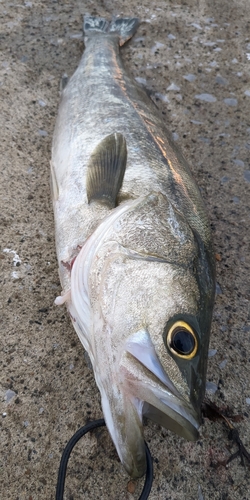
left=51, top=16, right=215, bottom=478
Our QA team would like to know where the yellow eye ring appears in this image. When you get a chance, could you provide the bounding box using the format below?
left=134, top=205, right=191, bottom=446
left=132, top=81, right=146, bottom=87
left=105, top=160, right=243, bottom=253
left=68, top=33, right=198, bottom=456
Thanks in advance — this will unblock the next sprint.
left=166, top=321, right=198, bottom=359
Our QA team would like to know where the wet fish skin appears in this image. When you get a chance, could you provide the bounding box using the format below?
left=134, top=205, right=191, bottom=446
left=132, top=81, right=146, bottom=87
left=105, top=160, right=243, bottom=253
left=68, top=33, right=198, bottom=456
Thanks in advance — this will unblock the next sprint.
left=51, top=16, right=215, bottom=478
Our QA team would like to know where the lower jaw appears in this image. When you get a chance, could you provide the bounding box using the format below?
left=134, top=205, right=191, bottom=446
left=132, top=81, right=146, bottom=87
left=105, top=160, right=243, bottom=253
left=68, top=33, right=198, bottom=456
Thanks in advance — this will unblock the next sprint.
left=143, top=401, right=200, bottom=441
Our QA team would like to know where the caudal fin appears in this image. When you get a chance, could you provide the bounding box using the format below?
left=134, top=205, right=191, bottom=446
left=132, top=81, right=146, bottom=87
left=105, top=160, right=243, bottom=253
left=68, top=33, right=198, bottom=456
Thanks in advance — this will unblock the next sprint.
left=83, top=15, right=140, bottom=46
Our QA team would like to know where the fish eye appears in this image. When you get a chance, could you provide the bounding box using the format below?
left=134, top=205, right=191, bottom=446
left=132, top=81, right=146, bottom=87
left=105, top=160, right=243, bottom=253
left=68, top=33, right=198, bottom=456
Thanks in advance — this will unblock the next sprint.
left=166, top=321, right=198, bottom=359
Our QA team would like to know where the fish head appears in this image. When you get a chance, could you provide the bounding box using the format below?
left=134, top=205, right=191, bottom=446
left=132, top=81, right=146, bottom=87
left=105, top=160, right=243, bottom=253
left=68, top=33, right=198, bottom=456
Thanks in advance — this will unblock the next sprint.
left=70, top=193, right=215, bottom=477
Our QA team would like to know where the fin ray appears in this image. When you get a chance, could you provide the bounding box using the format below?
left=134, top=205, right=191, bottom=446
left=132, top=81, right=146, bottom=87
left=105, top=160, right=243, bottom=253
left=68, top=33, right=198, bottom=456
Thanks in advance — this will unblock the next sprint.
left=83, top=16, right=139, bottom=46
left=86, top=132, right=127, bottom=208
left=109, top=18, right=140, bottom=46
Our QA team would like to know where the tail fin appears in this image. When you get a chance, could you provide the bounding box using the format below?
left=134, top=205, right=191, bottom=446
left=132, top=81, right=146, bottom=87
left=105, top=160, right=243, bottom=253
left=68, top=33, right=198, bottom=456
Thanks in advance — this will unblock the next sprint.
left=83, top=15, right=139, bottom=46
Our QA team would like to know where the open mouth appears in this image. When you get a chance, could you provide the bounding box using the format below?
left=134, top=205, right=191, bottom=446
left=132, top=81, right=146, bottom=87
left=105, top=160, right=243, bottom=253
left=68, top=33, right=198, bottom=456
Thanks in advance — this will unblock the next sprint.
left=122, top=329, right=200, bottom=441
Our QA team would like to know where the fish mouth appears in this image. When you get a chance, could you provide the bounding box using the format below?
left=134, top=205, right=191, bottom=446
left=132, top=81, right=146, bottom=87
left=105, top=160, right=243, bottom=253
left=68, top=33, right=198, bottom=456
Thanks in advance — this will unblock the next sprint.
left=142, top=399, right=199, bottom=442
left=99, top=329, right=200, bottom=478
left=121, top=329, right=200, bottom=442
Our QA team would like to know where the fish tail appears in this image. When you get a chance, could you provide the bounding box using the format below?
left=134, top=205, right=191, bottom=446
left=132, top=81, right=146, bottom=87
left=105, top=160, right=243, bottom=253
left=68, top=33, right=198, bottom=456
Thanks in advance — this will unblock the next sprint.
left=83, top=15, right=140, bottom=46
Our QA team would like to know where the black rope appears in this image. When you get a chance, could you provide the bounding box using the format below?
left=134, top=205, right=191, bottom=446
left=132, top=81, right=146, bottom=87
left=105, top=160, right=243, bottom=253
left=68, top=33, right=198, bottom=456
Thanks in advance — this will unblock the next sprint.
left=56, top=418, right=153, bottom=500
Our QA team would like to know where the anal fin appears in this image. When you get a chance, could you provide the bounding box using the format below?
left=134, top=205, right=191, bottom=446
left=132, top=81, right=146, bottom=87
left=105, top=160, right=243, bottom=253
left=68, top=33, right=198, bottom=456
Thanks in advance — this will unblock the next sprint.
left=86, top=132, right=127, bottom=208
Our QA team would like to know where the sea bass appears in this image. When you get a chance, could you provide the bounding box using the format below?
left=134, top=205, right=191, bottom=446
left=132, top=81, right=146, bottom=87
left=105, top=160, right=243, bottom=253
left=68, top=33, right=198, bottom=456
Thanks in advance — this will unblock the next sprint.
left=51, top=16, right=215, bottom=478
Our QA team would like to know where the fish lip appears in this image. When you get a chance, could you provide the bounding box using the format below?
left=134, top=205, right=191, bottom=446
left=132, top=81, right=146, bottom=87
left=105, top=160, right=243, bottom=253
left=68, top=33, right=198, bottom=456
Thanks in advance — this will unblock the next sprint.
left=123, top=329, right=201, bottom=440
left=136, top=363, right=200, bottom=440
left=142, top=389, right=200, bottom=440
left=142, top=382, right=201, bottom=441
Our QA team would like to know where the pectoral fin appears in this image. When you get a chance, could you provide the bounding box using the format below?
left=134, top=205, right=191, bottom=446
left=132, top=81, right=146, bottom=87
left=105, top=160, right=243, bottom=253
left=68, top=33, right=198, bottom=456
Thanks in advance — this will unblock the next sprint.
left=86, top=132, right=127, bottom=208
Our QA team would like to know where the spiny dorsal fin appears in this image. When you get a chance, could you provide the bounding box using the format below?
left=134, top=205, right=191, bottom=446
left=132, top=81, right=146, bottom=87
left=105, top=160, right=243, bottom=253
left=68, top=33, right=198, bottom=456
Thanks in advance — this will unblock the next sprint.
left=86, top=132, right=127, bottom=208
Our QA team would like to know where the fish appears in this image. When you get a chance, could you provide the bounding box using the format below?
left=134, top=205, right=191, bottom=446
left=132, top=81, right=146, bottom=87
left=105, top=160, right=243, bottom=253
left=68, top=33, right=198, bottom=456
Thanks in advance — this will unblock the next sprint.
left=51, top=16, right=215, bottom=478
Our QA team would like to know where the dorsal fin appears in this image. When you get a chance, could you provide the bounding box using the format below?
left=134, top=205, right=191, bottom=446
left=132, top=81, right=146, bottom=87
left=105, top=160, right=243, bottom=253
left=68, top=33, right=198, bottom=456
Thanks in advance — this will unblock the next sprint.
left=86, top=132, right=127, bottom=208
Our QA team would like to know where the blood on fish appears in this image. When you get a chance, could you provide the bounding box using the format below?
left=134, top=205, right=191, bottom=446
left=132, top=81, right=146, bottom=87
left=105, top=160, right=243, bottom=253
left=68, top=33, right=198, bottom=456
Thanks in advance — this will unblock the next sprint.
left=61, top=246, right=82, bottom=272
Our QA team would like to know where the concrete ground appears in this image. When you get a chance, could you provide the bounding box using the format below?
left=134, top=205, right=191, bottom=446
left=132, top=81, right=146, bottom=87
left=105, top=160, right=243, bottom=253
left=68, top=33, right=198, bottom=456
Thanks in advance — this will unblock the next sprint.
left=1, top=0, right=250, bottom=498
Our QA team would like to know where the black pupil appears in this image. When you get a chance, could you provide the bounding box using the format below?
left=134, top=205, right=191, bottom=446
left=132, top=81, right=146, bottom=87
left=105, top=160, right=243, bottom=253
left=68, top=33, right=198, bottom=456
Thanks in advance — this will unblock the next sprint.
left=171, top=329, right=195, bottom=355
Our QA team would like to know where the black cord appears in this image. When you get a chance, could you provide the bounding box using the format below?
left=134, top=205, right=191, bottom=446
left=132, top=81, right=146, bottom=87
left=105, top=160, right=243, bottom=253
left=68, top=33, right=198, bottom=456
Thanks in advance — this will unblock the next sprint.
left=55, top=418, right=153, bottom=500
left=139, top=441, right=153, bottom=500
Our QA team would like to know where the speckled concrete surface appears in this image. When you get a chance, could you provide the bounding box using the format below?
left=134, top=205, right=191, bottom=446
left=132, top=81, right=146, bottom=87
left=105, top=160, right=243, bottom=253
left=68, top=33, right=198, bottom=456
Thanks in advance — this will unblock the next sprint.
left=1, top=1, right=250, bottom=499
